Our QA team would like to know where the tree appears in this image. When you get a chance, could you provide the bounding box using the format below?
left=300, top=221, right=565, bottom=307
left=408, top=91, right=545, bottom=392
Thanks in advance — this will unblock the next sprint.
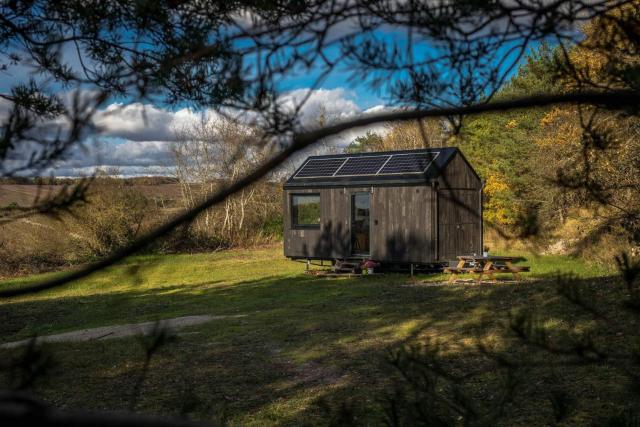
left=172, top=115, right=281, bottom=247
left=456, top=43, right=562, bottom=236
left=3, top=0, right=640, bottom=425
left=531, top=4, right=640, bottom=257
left=67, top=174, right=152, bottom=257
left=345, top=131, right=384, bottom=153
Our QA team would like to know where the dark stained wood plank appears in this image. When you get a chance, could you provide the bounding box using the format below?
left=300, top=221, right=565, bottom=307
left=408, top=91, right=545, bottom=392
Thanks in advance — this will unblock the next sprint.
left=372, top=185, right=435, bottom=263
left=437, top=189, right=482, bottom=260
left=438, top=152, right=482, bottom=189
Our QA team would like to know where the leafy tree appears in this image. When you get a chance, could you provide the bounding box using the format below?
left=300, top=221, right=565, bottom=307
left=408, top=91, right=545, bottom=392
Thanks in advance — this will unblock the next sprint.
left=531, top=3, right=640, bottom=257
left=345, top=131, right=384, bottom=153
left=345, top=119, right=447, bottom=154
left=457, top=43, right=562, bottom=236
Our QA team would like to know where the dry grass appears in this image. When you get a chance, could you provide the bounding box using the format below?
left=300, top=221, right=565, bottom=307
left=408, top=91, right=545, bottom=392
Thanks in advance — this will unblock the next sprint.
left=0, top=184, right=184, bottom=208
left=0, top=184, right=65, bottom=207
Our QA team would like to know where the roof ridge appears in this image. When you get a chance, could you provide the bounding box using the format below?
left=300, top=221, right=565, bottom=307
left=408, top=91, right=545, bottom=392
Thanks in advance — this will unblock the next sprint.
left=305, top=146, right=457, bottom=159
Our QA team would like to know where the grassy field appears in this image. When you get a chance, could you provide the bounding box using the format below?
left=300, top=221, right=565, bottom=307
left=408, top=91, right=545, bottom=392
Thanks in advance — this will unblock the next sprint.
left=0, top=245, right=635, bottom=425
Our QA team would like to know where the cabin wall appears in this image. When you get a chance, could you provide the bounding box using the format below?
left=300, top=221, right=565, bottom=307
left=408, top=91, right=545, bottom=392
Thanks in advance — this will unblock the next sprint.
left=436, top=152, right=483, bottom=260
left=283, top=187, right=356, bottom=260
left=437, top=189, right=482, bottom=260
left=284, top=185, right=437, bottom=263
left=371, top=186, right=435, bottom=263
left=437, top=152, right=482, bottom=189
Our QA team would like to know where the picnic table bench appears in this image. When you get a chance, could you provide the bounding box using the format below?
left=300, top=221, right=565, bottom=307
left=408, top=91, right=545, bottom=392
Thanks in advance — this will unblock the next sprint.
left=444, top=255, right=530, bottom=284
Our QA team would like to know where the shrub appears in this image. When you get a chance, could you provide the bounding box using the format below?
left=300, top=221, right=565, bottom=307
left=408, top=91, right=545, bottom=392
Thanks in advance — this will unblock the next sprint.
left=67, top=183, right=154, bottom=258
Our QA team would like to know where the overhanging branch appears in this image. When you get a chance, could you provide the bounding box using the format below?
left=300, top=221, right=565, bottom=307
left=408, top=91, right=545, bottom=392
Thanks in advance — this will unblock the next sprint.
left=2, top=89, right=639, bottom=298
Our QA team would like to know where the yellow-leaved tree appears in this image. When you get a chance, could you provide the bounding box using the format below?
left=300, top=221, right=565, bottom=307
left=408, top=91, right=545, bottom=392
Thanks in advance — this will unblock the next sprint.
left=532, top=1, right=640, bottom=257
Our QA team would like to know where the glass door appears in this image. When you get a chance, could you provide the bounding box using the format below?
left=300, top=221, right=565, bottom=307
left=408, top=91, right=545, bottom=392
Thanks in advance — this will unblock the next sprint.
left=351, top=192, right=371, bottom=255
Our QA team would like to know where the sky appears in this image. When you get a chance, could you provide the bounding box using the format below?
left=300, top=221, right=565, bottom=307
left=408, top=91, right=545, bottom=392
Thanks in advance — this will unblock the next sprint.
left=0, top=20, right=536, bottom=178
left=0, top=62, right=391, bottom=177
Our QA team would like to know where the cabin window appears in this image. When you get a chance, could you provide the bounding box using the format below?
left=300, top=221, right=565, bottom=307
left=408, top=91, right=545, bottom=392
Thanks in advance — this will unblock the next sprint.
left=291, top=194, right=321, bottom=228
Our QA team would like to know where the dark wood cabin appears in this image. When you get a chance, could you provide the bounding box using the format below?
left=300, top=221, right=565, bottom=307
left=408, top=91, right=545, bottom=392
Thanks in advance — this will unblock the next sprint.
left=283, top=147, right=483, bottom=265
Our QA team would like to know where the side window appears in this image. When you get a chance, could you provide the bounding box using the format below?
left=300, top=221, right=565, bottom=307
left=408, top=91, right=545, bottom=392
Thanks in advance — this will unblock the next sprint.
left=291, top=194, right=321, bottom=228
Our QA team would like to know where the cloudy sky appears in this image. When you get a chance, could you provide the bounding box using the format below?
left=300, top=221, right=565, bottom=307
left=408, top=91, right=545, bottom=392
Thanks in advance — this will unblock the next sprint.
left=0, top=63, right=392, bottom=177
left=38, top=88, right=387, bottom=177
left=67, top=88, right=385, bottom=176
left=0, top=11, right=534, bottom=178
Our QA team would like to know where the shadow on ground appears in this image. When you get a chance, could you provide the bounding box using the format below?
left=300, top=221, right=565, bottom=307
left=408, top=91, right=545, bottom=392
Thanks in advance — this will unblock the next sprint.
left=0, top=270, right=633, bottom=425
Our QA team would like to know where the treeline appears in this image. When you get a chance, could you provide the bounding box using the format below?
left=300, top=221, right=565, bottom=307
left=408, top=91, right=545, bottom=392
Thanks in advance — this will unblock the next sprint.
left=0, top=117, right=286, bottom=277
left=171, top=116, right=283, bottom=250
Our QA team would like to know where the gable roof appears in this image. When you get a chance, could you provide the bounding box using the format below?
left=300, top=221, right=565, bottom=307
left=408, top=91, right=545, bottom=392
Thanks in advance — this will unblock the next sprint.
left=284, top=147, right=460, bottom=189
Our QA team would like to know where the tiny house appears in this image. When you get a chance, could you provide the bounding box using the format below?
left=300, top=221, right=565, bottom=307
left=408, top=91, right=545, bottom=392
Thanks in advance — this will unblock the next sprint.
left=283, top=148, right=483, bottom=265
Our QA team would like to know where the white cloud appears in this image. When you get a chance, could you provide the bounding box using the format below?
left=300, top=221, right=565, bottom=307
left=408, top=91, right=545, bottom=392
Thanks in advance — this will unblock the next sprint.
left=279, top=87, right=361, bottom=126
left=6, top=138, right=176, bottom=177
left=47, top=165, right=177, bottom=178
left=92, top=103, right=204, bottom=142
left=363, top=104, right=387, bottom=114
left=90, top=88, right=365, bottom=144
left=80, top=140, right=175, bottom=168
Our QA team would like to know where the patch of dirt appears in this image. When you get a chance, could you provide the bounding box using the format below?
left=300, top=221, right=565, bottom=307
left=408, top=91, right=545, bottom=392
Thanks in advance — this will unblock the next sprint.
left=0, top=314, right=247, bottom=349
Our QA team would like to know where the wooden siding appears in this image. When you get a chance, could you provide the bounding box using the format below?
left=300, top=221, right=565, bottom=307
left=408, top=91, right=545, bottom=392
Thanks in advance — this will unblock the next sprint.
left=371, top=186, right=435, bottom=263
left=284, top=187, right=358, bottom=260
left=437, top=152, right=481, bottom=189
left=437, top=189, right=482, bottom=260
left=435, top=152, right=483, bottom=260
left=284, top=185, right=437, bottom=263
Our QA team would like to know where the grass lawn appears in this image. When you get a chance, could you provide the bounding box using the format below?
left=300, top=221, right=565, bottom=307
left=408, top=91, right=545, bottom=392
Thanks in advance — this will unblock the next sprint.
left=0, top=245, right=635, bottom=425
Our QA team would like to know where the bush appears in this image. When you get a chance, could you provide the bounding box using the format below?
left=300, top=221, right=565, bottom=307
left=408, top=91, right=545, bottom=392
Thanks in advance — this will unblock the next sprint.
left=0, top=219, right=72, bottom=277
left=260, top=213, right=284, bottom=241
left=67, top=183, right=154, bottom=258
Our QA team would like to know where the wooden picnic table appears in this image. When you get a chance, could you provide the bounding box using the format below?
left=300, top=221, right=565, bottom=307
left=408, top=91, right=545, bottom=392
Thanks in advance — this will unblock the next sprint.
left=444, top=255, right=530, bottom=284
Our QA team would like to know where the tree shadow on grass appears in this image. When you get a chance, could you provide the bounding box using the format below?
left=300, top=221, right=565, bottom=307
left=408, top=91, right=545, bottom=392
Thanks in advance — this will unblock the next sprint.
left=0, top=272, right=632, bottom=425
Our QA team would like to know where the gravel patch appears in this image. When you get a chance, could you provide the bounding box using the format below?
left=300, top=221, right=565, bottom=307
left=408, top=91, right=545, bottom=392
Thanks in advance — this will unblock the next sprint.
left=1, top=314, right=247, bottom=349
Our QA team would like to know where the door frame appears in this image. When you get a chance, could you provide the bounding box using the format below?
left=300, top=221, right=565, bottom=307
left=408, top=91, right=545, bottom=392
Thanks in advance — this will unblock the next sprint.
left=349, top=191, right=372, bottom=256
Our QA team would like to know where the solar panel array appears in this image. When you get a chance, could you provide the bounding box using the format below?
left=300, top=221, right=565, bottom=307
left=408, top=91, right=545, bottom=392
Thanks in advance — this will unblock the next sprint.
left=294, top=152, right=440, bottom=179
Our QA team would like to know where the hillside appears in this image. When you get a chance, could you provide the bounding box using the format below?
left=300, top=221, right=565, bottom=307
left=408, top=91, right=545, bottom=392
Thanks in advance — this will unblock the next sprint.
left=0, top=183, right=184, bottom=208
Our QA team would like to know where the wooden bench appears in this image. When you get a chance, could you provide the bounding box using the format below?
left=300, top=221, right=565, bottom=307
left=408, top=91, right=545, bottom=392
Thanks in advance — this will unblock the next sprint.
left=444, top=256, right=530, bottom=284
left=443, top=266, right=483, bottom=283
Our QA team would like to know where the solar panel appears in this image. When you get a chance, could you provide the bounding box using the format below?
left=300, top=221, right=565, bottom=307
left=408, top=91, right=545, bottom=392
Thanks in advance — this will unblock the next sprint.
left=294, top=158, right=345, bottom=178
left=293, top=151, right=442, bottom=179
left=379, top=152, right=439, bottom=174
left=334, top=155, right=390, bottom=176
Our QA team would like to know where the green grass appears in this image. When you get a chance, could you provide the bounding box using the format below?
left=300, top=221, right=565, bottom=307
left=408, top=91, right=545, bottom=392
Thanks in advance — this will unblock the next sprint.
left=0, top=245, right=631, bottom=425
